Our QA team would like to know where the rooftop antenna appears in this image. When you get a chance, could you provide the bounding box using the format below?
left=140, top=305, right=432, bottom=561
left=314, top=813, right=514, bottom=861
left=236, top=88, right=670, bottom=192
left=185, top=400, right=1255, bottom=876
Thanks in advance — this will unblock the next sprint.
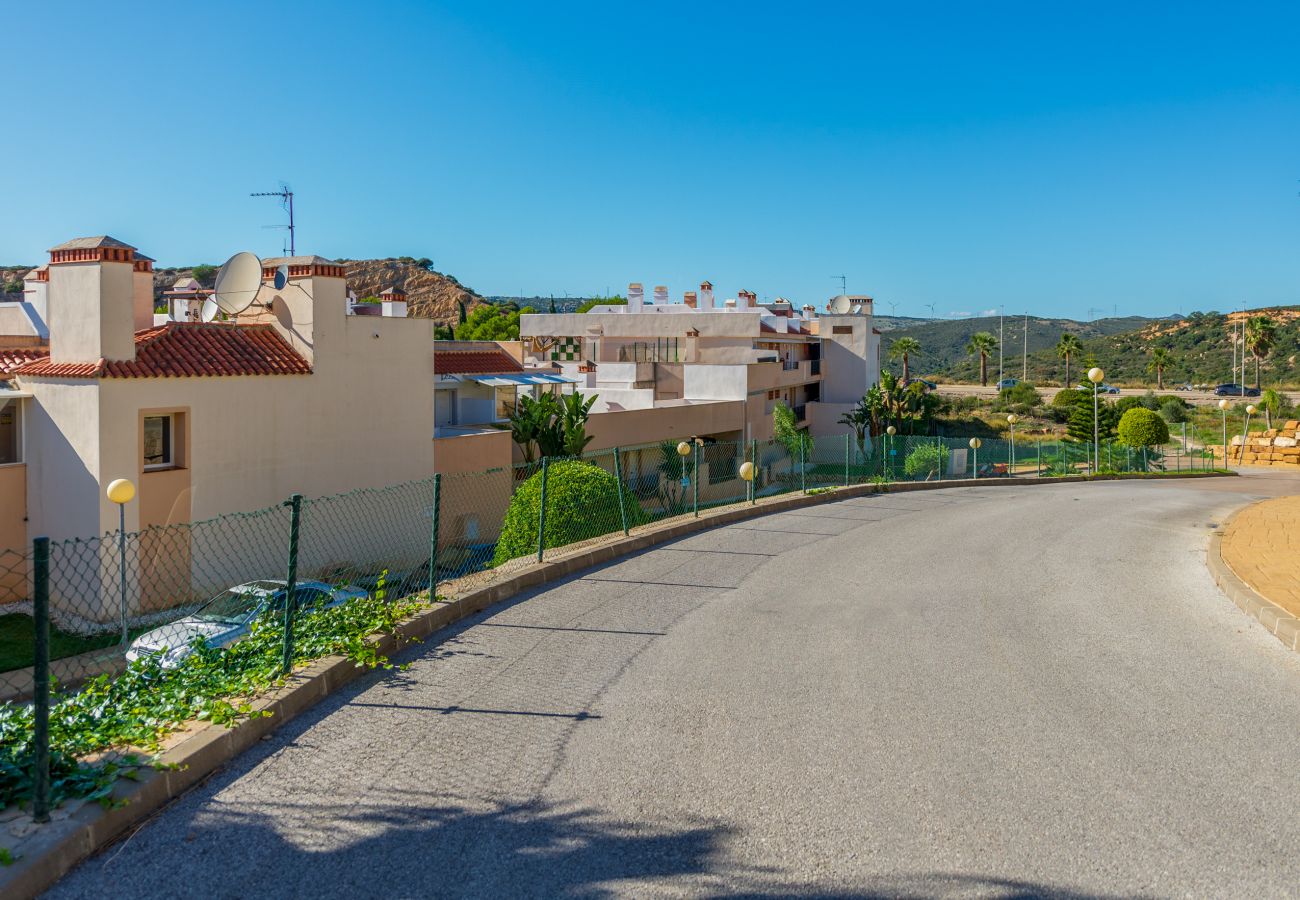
left=831, top=275, right=847, bottom=294
left=250, top=185, right=295, bottom=256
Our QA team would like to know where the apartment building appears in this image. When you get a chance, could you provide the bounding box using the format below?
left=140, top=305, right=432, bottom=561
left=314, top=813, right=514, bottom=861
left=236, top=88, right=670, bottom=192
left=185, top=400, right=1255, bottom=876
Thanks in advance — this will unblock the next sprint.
left=519, top=282, right=880, bottom=444
left=0, top=236, right=438, bottom=554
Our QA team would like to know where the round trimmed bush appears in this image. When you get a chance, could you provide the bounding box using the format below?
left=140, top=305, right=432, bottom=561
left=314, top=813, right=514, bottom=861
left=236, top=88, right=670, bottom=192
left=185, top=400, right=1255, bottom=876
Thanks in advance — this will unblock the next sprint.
left=1117, top=407, right=1170, bottom=448
left=492, top=460, right=643, bottom=565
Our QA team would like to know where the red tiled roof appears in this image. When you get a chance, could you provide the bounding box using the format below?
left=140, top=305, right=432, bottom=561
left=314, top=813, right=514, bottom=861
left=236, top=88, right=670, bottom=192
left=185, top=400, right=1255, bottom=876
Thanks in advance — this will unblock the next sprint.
left=14, top=323, right=312, bottom=379
left=0, top=347, right=50, bottom=376
left=435, top=350, right=522, bottom=375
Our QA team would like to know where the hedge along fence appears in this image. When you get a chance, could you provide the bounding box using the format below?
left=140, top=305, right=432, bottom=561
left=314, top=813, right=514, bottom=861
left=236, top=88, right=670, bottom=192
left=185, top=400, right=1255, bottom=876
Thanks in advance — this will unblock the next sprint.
left=1, top=430, right=1224, bottom=820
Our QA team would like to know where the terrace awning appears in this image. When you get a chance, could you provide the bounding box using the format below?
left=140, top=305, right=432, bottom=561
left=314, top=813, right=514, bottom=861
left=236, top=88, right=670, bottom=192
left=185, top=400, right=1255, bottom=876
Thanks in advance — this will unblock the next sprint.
left=468, top=373, right=579, bottom=387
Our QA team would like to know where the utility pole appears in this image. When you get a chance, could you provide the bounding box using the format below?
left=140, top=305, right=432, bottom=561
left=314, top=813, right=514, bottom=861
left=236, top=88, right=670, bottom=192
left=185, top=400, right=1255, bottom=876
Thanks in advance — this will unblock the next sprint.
left=1023, top=312, right=1028, bottom=380
left=998, top=305, right=1004, bottom=383
left=250, top=186, right=295, bottom=255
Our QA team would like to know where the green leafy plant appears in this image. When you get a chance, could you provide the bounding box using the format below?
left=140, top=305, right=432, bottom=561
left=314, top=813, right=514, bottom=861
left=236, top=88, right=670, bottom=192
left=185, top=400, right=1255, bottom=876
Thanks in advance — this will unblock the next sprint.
left=1117, top=407, right=1170, bottom=447
left=903, top=442, right=946, bottom=480
left=456, top=304, right=537, bottom=340
left=654, top=440, right=696, bottom=516
left=0, top=589, right=428, bottom=812
left=491, top=460, right=642, bottom=565
left=773, top=402, right=813, bottom=459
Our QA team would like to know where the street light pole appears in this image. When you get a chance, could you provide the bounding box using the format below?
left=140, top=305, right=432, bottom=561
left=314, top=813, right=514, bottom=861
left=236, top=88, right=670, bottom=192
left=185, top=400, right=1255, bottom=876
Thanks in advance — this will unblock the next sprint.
left=1241, top=404, right=1256, bottom=465
left=1007, top=414, right=1018, bottom=475
left=106, top=479, right=136, bottom=645
left=1088, top=367, right=1105, bottom=473
left=1218, top=398, right=1231, bottom=467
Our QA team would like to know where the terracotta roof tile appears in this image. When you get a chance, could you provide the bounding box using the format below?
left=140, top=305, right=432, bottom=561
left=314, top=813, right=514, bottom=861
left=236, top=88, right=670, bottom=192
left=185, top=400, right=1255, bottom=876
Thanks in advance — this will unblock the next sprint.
left=14, top=323, right=312, bottom=379
left=0, top=347, right=49, bottom=376
left=435, top=350, right=523, bottom=375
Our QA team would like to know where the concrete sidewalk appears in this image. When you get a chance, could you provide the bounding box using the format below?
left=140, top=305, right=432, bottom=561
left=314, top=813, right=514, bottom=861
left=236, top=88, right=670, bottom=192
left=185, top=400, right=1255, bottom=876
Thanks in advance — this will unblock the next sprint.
left=1220, top=494, right=1300, bottom=619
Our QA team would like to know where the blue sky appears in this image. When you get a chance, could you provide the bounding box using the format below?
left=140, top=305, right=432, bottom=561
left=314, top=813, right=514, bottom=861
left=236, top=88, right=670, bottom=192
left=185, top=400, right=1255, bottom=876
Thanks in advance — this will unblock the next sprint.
left=4, top=1, right=1298, bottom=319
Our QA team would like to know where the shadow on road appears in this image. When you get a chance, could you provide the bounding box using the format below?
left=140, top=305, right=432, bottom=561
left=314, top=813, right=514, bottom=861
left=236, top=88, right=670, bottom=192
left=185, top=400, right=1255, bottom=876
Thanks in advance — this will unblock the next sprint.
left=66, top=790, right=1137, bottom=899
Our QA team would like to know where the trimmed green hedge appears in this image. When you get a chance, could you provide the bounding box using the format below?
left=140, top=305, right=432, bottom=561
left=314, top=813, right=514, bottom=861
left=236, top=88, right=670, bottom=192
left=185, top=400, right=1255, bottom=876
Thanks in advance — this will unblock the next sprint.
left=492, top=460, right=643, bottom=565
left=1118, top=407, right=1170, bottom=447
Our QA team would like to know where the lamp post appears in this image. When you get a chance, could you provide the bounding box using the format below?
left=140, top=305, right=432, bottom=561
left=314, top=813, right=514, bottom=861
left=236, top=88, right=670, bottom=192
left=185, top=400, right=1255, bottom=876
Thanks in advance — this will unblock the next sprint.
left=1240, top=404, right=1256, bottom=465
left=675, top=440, right=697, bottom=516
left=1087, top=367, right=1105, bottom=473
left=740, top=459, right=755, bottom=505
left=106, top=478, right=135, bottom=645
left=969, top=437, right=982, bottom=479
left=1218, top=398, right=1231, bottom=467
left=1007, top=414, right=1018, bottom=475
left=886, top=425, right=896, bottom=480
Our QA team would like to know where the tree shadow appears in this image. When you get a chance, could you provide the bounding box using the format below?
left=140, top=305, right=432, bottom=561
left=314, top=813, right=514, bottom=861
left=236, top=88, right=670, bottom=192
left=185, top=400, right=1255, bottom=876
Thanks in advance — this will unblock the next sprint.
left=58, top=789, right=1140, bottom=899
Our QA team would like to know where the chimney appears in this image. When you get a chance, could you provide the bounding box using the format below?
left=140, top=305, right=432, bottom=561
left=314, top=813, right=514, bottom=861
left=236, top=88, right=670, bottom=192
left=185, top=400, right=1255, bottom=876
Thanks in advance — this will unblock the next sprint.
left=802, top=304, right=816, bottom=318
left=132, top=253, right=156, bottom=330
left=380, top=286, right=408, bottom=318
left=627, top=282, right=644, bottom=312
left=46, top=236, right=139, bottom=364
left=653, top=285, right=669, bottom=306
left=699, top=281, right=714, bottom=310
left=724, top=298, right=737, bottom=309
left=261, top=255, right=348, bottom=365
left=684, top=291, right=697, bottom=309
left=737, top=290, right=751, bottom=310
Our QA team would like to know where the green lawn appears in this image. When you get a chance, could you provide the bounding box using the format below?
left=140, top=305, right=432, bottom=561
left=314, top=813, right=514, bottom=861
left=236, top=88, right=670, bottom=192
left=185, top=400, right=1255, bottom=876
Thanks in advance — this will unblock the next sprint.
left=0, top=614, right=126, bottom=673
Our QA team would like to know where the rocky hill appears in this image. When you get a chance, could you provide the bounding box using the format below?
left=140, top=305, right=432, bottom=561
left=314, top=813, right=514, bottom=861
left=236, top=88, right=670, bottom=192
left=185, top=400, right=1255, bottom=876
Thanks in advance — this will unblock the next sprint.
left=1, top=265, right=34, bottom=297
left=145, top=257, right=489, bottom=324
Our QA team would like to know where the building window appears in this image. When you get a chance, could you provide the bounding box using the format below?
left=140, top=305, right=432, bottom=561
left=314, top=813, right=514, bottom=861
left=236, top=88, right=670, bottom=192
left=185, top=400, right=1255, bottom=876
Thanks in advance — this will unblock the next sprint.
left=495, top=386, right=518, bottom=420
left=832, top=325, right=854, bottom=335
left=143, top=415, right=174, bottom=470
left=0, top=400, right=21, bottom=465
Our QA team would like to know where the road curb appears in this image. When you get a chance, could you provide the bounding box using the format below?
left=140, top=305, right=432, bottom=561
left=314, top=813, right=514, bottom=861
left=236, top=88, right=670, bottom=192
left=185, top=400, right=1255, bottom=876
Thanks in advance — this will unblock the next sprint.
left=1206, top=517, right=1300, bottom=654
left=0, top=468, right=1234, bottom=899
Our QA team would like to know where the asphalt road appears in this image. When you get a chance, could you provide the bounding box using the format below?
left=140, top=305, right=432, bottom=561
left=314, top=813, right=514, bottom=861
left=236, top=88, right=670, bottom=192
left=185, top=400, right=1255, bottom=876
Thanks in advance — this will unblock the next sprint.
left=49, top=473, right=1300, bottom=899
left=934, top=383, right=1297, bottom=408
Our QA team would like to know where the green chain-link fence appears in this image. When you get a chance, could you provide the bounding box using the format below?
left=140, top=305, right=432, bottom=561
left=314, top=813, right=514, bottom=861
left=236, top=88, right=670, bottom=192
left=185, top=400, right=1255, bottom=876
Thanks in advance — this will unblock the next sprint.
left=0, top=430, right=1222, bottom=819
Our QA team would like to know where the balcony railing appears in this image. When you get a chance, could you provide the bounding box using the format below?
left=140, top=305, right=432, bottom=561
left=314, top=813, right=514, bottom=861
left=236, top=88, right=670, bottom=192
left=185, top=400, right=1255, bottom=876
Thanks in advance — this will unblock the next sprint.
left=793, top=404, right=808, bottom=422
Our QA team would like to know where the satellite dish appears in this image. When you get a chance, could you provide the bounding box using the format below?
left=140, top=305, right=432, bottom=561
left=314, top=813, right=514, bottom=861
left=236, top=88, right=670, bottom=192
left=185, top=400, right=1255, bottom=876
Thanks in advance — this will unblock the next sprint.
left=829, top=294, right=852, bottom=314
left=273, top=264, right=289, bottom=290
left=200, top=298, right=220, bottom=322
left=212, top=251, right=262, bottom=315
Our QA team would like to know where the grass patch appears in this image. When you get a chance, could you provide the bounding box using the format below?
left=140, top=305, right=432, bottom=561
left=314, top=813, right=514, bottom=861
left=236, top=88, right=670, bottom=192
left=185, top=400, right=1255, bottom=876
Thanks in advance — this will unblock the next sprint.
left=0, top=614, right=131, bottom=674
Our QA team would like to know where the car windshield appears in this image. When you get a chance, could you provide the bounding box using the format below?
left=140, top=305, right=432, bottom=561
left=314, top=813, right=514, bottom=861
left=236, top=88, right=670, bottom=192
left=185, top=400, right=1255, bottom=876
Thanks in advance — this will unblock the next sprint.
left=194, top=586, right=276, bottom=624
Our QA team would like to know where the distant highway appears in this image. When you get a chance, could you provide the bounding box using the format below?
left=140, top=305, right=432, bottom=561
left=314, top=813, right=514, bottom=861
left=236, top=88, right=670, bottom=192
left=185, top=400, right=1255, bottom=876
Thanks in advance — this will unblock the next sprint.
left=934, top=382, right=1300, bottom=407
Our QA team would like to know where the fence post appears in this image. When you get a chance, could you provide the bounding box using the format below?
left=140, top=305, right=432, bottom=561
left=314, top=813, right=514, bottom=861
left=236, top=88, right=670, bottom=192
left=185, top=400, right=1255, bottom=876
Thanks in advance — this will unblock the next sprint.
left=613, top=447, right=629, bottom=535
left=281, top=494, right=302, bottom=677
left=800, top=434, right=807, bottom=494
left=537, top=457, right=551, bottom=562
left=1037, top=438, right=1042, bottom=476
left=31, top=536, right=51, bottom=823
left=429, top=474, right=442, bottom=597
left=844, top=433, right=850, bottom=487
left=751, top=439, right=758, bottom=505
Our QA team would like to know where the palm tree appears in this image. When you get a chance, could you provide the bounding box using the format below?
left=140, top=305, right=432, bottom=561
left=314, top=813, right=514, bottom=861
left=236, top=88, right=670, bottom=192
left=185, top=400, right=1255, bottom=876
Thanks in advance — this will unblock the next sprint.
left=1147, top=347, right=1170, bottom=390
left=1244, top=315, right=1277, bottom=389
left=1259, top=389, right=1284, bottom=430
left=1056, top=333, right=1083, bottom=386
left=837, top=399, right=871, bottom=456
left=889, top=337, right=922, bottom=383
left=966, top=332, right=998, bottom=386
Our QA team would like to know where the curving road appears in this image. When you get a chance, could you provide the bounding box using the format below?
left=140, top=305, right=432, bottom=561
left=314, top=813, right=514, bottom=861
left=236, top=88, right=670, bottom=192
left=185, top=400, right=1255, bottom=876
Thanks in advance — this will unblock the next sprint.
left=51, top=473, right=1300, bottom=898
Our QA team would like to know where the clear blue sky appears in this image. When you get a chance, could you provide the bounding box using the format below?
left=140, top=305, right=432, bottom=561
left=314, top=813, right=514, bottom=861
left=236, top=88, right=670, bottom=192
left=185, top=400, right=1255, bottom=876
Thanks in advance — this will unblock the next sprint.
left=4, top=1, right=1298, bottom=319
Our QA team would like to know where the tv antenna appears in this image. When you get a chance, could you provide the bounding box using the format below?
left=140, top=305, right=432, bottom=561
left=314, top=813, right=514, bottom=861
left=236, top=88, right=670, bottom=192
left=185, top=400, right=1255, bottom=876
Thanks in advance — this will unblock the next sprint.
left=831, top=275, right=847, bottom=294
left=250, top=185, right=295, bottom=255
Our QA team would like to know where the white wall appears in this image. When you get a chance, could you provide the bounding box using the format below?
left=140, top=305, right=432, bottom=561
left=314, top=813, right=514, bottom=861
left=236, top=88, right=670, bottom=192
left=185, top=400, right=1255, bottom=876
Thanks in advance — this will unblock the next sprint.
left=48, top=261, right=136, bottom=363
left=683, top=365, right=749, bottom=401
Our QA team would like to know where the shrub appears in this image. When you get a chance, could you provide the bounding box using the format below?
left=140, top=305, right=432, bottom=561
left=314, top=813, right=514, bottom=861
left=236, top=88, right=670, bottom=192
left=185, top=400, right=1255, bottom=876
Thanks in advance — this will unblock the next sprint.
left=998, top=381, right=1042, bottom=407
left=1115, top=396, right=1144, bottom=416
left=492, top=460, right=642, bottom=565
left=903, top=443, right=947, bottom=480
left=1118, top=408, right=1170, bottom=447
left=1052, top=388, right=1087, bottom=410
left=1158, top=397, right=1189, bottom=424
left=1139, top=390, right=1161, bottom=411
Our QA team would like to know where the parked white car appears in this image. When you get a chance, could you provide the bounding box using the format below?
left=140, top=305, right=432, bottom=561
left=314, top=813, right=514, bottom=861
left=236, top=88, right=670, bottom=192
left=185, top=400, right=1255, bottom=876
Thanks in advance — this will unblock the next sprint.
left=126, top=579, right=366, bottom=668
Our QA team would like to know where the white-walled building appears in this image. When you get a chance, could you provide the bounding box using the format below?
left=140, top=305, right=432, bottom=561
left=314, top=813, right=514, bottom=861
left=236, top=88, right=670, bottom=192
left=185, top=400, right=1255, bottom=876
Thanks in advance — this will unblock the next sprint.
left=519, top=282, right=880, bottom=443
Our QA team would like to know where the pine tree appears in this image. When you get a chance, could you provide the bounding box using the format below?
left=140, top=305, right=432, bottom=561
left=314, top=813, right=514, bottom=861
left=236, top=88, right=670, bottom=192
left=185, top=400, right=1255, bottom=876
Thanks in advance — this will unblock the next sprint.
left=1067, top=397, right=1117, bottom=443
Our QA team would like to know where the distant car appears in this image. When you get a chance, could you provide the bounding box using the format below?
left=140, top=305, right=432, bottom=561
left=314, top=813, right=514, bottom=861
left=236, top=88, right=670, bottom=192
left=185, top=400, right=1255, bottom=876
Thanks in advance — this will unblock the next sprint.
left=126, top=579, right=367, bottom=669
left=1173, top=383, right=1195, bottom=391
left=1213, top=383, right=1261, bottom=397
left=902, top=378, right=938, bottom=391
left=996, top=378, right=1019, bottom=390
left=1077, top=382, right=1121, bottom=394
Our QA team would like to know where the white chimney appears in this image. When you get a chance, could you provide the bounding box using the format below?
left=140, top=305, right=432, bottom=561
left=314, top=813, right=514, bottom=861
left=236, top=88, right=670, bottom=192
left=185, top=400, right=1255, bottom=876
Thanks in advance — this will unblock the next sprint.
left=724, top=298, right=737, bottom=309
left=699, top=281, right=714, bottom=310
left=627, top=282, right=644, bottom=312
left=653, top=285, right=669, bottom=306
left=737, top=290, right=751, bottom=310
left=802, top=304, right=816, bottom=318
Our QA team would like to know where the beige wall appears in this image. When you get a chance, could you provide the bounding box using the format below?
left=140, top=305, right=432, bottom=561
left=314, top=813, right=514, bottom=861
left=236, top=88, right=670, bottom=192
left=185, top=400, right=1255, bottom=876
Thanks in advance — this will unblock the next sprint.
left=583, top=401, right=744, bottom=453
left=48, top=261, right=136, bottom=363
left=434, top=429, right=512, bottom=476
left=0, top=463, right=26, bottom=603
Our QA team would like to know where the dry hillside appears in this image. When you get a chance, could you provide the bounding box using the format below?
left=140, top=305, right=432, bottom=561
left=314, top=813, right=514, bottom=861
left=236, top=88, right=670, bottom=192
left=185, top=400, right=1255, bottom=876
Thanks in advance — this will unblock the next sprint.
left=339, top=258, right=488, bottom=322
